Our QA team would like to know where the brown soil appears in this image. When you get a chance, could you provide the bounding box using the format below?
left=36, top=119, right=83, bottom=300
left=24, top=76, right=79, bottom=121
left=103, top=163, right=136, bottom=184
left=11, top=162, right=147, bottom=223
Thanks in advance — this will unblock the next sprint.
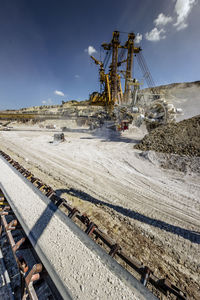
left=135, top=115, right=200, bottom=157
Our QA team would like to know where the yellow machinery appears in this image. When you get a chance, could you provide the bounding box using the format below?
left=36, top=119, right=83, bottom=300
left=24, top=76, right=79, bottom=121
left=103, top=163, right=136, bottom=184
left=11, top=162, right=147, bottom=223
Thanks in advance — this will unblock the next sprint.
left=123, top=33, right=141, bottom=103
left=89, top=31, right=180, bottom=131
left=89, top=56, right=112, bottom=106
left=89, top=31, right=141, bottom=107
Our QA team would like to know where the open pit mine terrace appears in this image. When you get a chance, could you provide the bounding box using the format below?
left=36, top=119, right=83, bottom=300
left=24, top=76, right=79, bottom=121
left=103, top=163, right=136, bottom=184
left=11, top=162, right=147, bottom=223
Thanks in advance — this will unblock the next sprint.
left=0, top=150, right=187, bottom=300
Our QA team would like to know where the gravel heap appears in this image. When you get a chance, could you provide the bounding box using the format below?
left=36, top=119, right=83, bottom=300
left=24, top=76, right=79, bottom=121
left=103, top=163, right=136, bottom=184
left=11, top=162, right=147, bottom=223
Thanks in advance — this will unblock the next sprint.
left=135, top=115, right=200, bottom=157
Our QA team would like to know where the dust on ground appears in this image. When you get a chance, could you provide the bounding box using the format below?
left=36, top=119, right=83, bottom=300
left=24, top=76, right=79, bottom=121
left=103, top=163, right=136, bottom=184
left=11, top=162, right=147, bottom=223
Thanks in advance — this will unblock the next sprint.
left=0, top=121, right=199, bottom=299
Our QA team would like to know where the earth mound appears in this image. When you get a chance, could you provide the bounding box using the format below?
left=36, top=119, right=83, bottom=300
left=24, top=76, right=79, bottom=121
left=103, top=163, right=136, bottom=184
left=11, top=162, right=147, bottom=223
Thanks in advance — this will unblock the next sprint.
left=135, top=115, right=200, bottom=157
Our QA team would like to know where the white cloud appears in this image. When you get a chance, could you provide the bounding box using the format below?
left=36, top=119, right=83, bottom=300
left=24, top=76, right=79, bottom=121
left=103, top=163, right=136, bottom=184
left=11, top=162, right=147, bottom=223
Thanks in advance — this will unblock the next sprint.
left=135, top=33, right=142, bottom=44
left=75, top=74, right=80, bottom=79
left=42, top=98, right=53, bottom=105
left=154, top=13, right=173, bottom=26
left=174, top=0, right=197, bottom=30
left=176, top=22, right=188, bottom=30
left=145, top=28, right=166, bottom=42
left=145, top=0, right=197, bottom=42
left=54, top=90, right=65, bottom=96
left=85, top=45, right=97, bottom=56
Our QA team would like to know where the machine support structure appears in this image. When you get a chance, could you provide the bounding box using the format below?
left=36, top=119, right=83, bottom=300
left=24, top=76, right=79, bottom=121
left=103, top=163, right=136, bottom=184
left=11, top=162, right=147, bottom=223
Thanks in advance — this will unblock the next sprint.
left=124, top=33, right=135, bottom=103
left=90, top=31, right=141, bottom=107
left=110, top=31, right=120, bottom=104
left=124, top=33, right=141, bottom=103
left=102, top=31, right=121, bottom=105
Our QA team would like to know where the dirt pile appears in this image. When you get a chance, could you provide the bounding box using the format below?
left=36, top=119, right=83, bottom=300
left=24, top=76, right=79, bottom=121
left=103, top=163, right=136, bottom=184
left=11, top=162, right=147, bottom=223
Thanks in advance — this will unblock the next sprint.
left=135, top=115, right=200, bottom=157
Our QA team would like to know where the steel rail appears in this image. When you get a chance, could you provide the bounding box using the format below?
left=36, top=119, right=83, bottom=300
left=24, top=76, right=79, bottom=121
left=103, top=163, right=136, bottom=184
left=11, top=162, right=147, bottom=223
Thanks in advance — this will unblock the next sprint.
left=0, top=150, right=187, bottom=299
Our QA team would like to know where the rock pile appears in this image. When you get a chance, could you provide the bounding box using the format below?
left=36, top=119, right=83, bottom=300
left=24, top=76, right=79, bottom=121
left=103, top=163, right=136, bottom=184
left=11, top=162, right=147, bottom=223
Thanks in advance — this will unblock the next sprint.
left=135, top=115, right=200, bottom=157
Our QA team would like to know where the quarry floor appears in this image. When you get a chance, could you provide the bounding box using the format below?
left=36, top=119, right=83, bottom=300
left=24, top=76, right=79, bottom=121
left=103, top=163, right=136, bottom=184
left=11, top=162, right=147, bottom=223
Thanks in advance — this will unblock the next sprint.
left=0, top=123, right=199, bottom=299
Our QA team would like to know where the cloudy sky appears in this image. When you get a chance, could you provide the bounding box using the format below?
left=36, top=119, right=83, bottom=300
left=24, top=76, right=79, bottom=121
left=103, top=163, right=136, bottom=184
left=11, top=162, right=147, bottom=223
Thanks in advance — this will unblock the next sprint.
left=0, top=0, right=199, bottom=109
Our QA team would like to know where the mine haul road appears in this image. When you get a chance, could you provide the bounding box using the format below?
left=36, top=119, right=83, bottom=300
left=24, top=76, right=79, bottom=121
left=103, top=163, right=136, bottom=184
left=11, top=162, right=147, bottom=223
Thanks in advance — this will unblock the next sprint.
left=0, top=126, right=199, bottom=299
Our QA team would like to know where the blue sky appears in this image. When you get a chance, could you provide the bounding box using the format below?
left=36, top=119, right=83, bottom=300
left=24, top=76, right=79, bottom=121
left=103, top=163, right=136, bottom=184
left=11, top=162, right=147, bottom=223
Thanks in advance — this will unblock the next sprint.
left=0, top=0, right=199, bottom=109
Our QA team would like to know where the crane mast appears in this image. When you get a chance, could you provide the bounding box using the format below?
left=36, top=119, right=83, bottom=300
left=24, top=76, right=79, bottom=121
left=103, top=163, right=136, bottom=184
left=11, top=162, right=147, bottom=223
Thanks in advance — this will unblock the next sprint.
left=102, top=31, right=121, bottom=105
left=124, top=33, right=141, bottom=103
left=111, top=31, right=120, bottom=104
left=90, top=31, right=141, bottom=107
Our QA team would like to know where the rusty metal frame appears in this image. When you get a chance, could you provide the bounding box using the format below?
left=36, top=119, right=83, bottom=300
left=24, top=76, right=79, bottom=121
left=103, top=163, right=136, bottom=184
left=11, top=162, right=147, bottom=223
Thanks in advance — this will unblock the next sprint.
left=0, top=205, right=42, bottom=300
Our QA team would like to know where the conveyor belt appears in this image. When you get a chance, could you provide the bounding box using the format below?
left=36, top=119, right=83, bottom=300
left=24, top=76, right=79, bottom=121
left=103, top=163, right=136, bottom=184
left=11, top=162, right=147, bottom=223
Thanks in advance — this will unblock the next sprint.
left=0, top=150, right=188, bottom=299
left=0, top=154, right=156, bottom=300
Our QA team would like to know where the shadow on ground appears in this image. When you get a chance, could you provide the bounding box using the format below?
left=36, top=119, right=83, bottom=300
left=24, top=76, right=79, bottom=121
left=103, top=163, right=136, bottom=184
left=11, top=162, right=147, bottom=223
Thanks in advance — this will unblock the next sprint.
left=28, top=201, right=59, bottom=247
left=91, top=127, right=141, bottom=143
left=56, top=187, right=200, bottom=244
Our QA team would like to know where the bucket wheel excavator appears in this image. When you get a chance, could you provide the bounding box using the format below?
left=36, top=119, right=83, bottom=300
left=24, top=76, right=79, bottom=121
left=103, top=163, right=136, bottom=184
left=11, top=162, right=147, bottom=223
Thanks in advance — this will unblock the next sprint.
left=89, top=31, right=180, bottom=131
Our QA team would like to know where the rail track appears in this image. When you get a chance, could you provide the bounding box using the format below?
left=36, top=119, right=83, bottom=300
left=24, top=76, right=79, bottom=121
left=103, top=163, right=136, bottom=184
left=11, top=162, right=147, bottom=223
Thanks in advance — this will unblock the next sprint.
left=0, top=150, right=187, bottom=299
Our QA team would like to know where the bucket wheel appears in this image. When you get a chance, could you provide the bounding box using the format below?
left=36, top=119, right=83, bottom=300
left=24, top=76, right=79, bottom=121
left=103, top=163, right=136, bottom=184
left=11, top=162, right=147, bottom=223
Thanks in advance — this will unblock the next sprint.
left=145, top=100, right=176, bottom=132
